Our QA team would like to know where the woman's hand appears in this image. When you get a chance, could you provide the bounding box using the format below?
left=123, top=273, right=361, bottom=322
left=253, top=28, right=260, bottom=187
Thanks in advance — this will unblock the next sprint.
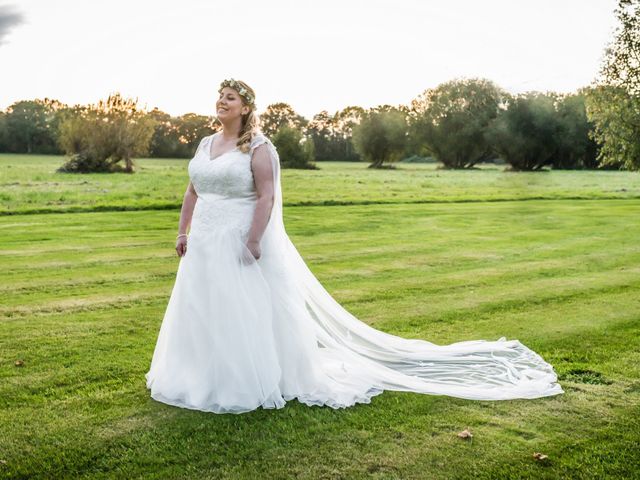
left=246, top=239, right=261, bottom=260
left=176, top=236, right=188, bottom=257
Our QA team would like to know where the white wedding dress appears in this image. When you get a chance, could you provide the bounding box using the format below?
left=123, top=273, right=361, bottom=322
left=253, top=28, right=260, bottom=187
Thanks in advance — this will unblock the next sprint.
left=145, top=130, right=564, bottom=414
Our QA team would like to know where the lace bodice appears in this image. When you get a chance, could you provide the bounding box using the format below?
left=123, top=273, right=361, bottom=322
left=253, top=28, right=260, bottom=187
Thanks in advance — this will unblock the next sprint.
left=188, top=133, right=256, bottom=200
left=188, top=133, right=258, bottom=237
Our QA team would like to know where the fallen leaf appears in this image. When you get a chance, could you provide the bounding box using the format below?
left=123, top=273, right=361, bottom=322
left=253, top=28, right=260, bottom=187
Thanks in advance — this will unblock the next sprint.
left=533, top=452, right=549, bottom=461
left=457, top=428, right=473, bottom=439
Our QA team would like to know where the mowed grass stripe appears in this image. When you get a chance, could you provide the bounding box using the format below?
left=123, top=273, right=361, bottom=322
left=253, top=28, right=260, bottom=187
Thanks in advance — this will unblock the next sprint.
left=0, top=267, right=176, bottom=295
left=3, top=200, right=638, bottom=315
left=5, top=232, right=635, bottom=290
left=6, top=194, right=640, bottom=216
left=2, top=201, right=639, bottom=322
left=2, top=250, right=174, bottom=276
left=3, top=261, right=638, bottom=326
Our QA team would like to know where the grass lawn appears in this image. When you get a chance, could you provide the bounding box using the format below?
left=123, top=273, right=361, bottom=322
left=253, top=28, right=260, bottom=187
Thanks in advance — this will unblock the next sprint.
left=0, top=155, right=639, bottom=479
left=1, top=154, right=639, bottom=214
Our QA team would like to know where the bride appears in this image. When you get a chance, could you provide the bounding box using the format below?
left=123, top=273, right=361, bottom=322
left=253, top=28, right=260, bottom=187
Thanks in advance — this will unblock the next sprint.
left=145, top=78, right=564, bottom=414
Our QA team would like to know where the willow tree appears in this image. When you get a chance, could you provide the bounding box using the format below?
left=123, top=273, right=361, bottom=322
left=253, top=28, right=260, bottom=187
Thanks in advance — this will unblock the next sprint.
left=352, top=106, right=407, bottom=169
left=484, top=92, right=562, bottom=171
left=58, top=93, right=156, bottom=173
left=409, top=78, right=507, bottom=169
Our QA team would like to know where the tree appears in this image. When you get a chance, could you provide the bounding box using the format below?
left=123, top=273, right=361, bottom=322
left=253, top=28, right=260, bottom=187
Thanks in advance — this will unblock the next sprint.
left=0, top=111, right=8, bottom=152
left=553, top=91, right=600, bottom=169
left=409, top=78, right=507, bottom=169
left=585, top=0, right=640, bottom=170
left=4, top=99, right=65, bottom=154
left=148, top=108, right=177, bottom=157
left=485, top=92, right=562, bottom=171
left=271, top=125, right=317, bottom=169
left=333, top=106, right=365, bottom=161
left=148, top=109, right=215, bottom=158
left=352, top=106, right=407, bottom=168
left=57, top=93, right=156, bottom=173
left=305, top=107, right=367, bottom=162
left=585, top=85, right=639, bottom=170
left=259, top=103, right=307, bottom=138
left=306, top=110, right=336, bottom=161
left=599, top=0, right=640, bottom=96
left=335, top=106, right=364, bottom=139
left=174, top=113, right=216, bottom=149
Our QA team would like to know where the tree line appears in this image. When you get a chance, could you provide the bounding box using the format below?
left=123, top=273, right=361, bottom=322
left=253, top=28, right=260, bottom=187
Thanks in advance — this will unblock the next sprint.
left=0, top=96, right=363, bottom=170
left=0, top=82, right=633, bottom=173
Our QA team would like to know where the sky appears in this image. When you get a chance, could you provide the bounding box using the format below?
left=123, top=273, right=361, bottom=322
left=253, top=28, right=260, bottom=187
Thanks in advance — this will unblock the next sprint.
left=0, top=0, right=620, bottom=120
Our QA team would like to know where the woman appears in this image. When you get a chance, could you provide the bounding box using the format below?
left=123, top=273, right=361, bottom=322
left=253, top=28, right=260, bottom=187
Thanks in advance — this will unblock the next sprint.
left=145, top=78, right=564, bottom=414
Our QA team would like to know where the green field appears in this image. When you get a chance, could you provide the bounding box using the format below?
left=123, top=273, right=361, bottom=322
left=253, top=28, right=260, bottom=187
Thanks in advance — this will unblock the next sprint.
left=1, top=155, right=639, bottom=479
left=1, top=155, right=639, bottom=215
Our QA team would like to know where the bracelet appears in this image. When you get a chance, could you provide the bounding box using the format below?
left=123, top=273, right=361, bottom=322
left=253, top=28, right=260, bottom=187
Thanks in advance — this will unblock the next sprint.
left=177, top=233, right=188, bottom=239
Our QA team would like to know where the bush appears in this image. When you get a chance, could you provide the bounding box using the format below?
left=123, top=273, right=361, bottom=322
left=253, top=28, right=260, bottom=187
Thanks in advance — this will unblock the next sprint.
left=272, top=126, right=318, bottom=169
left=352, top=107, right=407, bottom=168
left=485, top=92, right=560, bottom=171
left=57, top=93, right=156, bottom=173
left=410, top=78, right=507, bottom=169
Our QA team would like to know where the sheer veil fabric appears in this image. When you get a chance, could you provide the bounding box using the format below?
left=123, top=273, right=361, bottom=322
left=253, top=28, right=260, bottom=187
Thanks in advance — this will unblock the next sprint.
left=245, top=132, right=563, bottom=402
left=145, top=131, right=563, bottom=415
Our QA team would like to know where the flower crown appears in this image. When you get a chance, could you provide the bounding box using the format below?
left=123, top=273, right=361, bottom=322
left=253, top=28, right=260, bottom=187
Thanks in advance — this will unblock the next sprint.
left=219, top=78, right=255, bottom=107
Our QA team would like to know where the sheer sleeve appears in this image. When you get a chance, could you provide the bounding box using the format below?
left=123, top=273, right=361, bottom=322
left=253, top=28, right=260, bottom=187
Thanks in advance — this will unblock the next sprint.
left=249, top=131, right=285, bottom=236
left=193, top=135, right=210, bottom=158
left=249, top=132, right=269, bottom=154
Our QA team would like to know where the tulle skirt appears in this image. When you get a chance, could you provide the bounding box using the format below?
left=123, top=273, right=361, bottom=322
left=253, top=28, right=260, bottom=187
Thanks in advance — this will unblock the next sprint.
left=144, top=225, right=384, bottom=414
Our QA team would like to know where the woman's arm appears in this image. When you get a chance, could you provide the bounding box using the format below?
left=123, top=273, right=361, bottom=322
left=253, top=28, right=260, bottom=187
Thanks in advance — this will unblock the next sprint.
left=178, top=181, right=198, bottom=234
left=176, top=181, right=198, bottom=257
left=246, top=144, right=275, bottom=259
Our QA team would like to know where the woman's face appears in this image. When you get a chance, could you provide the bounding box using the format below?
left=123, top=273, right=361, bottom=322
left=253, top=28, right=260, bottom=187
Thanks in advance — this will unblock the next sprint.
left=216, top=87, right=249, bottom=120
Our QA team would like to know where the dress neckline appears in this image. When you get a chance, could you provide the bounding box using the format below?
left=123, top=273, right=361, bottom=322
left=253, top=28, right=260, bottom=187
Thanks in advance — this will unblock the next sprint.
left=208, top=132, right=240, bottom=161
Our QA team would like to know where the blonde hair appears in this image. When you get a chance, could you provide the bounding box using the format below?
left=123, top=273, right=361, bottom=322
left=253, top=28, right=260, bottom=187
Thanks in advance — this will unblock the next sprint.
left=217, top=79, right=258, bottom=154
